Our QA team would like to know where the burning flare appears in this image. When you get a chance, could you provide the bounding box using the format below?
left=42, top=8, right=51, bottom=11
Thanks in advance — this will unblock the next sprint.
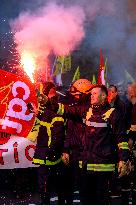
left=21, top=51, right=36, bottom=83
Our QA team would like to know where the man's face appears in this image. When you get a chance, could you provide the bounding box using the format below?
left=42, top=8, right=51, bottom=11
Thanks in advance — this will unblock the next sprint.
left=48, top=87, right=56, bottom=99
left=127, top=87, right=134, bottom=102
left=91, top=87, right=104, bottom=105
left=127, top=85, right=136, bottom=104
left=108, top=87, right=118, bottom=103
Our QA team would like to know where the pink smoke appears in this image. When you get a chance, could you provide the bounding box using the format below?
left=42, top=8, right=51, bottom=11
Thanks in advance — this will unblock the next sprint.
left=10, top=2, right=85, bottom=77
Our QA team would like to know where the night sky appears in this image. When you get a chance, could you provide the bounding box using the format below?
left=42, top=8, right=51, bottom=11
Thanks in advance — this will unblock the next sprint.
left=0, top=0, right=136, bottom=85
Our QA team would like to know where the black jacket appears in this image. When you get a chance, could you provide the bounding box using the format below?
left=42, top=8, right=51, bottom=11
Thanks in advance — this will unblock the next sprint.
left=33, top=108, right=65, bottom=165
left=63, top=103, right=129, bottom=171
left=82, top=103, right=128, bottom=166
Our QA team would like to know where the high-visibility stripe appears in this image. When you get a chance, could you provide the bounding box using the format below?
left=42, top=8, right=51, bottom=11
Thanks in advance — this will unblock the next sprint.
left=118, top=142, right=128, bottom=150
left=79, top=161, right=115, bottom=171
left=85, top=121, right=107, bottom=127
left=57, top=103, right=65, bottom=115
left=87, top=164, right=115, bottom=171
left=33, top=158, right=61, bottom=165
left=86, top=107, right=93, bottom=121
left=102, top=108, right=115, bottom=121
left=40, top=117, right=64, bottom=146
left=38, top=103, right=45, bottom=113
left=79, top=160, right=82, bottom=168
left=40, top=121, right=51, bottom=145
left=86, top=107, right=115, bottom=122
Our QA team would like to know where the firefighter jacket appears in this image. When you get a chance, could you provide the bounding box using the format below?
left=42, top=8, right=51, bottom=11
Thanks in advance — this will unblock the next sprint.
left=33, top=108, right=65, bottom=166
left=64, top=118, right=85, bottom=162
left=79, top=103, right=129, bottom=172
left=57, top=102, right=129, bottom=172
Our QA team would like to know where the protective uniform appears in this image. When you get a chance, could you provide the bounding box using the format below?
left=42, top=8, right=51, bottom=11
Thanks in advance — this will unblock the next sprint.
left=33, top=108, right=65, bottom=205
left=31, top=82, right=66, bottom=205
left=58, top=99, right=129, bottom=205
left=62, top=79, right=93, bottom=204
left=46, top=82, right=129, bottom=205
left=78, top=103, right=129, bottom=205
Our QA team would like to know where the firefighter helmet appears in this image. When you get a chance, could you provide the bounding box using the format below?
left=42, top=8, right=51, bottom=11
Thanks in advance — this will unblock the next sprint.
left=69, top=79, right=93, bottom=95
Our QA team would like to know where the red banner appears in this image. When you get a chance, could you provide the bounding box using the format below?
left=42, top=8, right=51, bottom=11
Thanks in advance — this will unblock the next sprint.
left=0, top=69, right=38, bottom=144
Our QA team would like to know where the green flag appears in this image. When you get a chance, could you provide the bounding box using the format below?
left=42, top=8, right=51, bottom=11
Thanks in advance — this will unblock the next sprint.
left=72, top=66, right=80, bottom=82
left=62, top=55, right=71, bottom=73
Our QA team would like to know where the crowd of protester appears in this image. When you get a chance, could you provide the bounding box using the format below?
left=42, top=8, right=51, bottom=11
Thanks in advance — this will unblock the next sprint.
left=0, top=80, right=136, bottom=205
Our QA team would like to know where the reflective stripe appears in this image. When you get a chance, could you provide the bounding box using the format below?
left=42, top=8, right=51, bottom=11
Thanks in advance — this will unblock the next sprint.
left=118, top=142, right=128, bottom=150
left=85, top=107, right=114, bottom=128
left=40, top=117, right=64, bottom=146
left=130, top=124, right=136, bottom=131
left=102, top=108, right=115, bottom=121
left=86, top=107, right=115, bottom=122
left=79, top=161, right=115, bottom=171
left=40, top=121, right=51, bottom=145
left=33, top=158, right=61, bottom=165
left=33, top=158, right=45, bottom=165
left=79, top=160, right=82, bottom=168
left=38, top=103, right=45, bottom=114
left=86, top=107, right=93, bottom=121
left=57, top=103, right=64, bottom=115
left=85, top=121, right=107, bottom=127
left=87, top=164, right=115, bottom=171
left=121, top=189, right=131, bottom=192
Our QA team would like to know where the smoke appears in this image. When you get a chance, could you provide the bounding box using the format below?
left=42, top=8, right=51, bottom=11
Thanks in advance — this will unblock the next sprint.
left=85, top=0, right=136, bottom=84
left=54, top=0, right=136, bottom=84
left=10, top=2, right=85, bottom=75
left=9, top=0, right=136, bottom=84
left=60, top=0, right=136, bottom=84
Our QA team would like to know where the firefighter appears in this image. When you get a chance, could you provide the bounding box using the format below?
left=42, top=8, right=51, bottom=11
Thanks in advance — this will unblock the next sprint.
left=32, top=81, right=66, bottom=205
left=62, top=79, right=93, bottom=204
left=60, top=84, right=129, bottom=205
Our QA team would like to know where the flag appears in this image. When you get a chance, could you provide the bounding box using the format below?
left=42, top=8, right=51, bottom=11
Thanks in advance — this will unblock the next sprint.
left=97, top=49, right=106, bottom=85
left=104, top=58, right=108, bottom=80
left=0, top=69, right=38, bottom=141
left=53, top=56, right=65, bottom=76
left=62, top=55, right=71, bottom=73
left=53, top=55, right=71, bottom=76
left=72, top=66, right=80, bottom=82
left=104, top=58, right=110, bottom=87
left=92, top=74, right=96, bottom=84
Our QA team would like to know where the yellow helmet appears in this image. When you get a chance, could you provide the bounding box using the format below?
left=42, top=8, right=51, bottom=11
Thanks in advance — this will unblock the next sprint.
left=69, top=79, right=93, bottom=95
